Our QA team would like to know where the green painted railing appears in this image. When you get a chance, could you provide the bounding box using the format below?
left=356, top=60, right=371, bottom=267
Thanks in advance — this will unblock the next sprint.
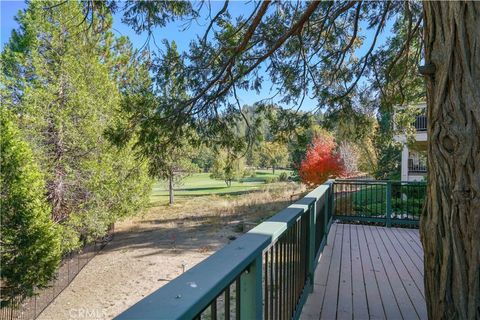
left=115, top=179, right=425, bottom=320
left=115, top=181, right=335, bottom=320
left=332, top=179, right=426, bottom=226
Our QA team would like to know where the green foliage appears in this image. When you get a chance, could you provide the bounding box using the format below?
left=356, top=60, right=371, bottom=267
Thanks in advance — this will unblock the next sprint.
left=351, top=184, right=426, bottom=218
left=373, top=112, right=402, bottom=180
left=210, top=151, right=245, bottom=187
left=243, top=167, right=256, bottom=178
left=0, top=113, right=61, bottom=300
left=260, top=141, right=289, bottom=173
left=107, top=40, right=199, bottom=205
left=192, top=145, right=216, bottom=172
left=1, top=1, right=151, bottom=252
left=278, top=172, right=289, bottom=182
left=264, top=176, right=279, bottom=184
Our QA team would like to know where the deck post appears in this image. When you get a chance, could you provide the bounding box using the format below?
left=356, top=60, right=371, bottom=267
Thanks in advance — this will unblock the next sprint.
left=308, top=202, right=316, bottom=291
left=323, top=194, right=328, bottom=246
left=386, top=182, right=392, bottom=227
left=240, top=256, right=262, bottom=320
left=323, top=183, right=333, bottom=235
left=325, top=181, right=334, bottom=234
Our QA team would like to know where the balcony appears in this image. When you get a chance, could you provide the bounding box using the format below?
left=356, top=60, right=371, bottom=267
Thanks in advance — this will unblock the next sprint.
left=115, top=179, right=426, bottom=320
left=414, top=115, right=427, bottom=131
left=408, top=158, right=427, bottom=174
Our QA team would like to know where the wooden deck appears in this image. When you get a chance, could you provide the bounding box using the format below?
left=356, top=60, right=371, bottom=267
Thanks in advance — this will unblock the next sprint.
left=301, top=223, right=426, bottom=320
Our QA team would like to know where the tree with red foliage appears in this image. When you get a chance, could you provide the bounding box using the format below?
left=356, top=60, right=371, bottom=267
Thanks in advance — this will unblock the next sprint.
left=299, top=135, right=345, bottom=186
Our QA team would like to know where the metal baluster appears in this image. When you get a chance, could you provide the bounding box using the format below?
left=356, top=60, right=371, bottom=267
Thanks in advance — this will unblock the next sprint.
left=225, top=285, right=230, bottom=320
left=235, top=278, right=240, bottom=320
left=275, top=241, right=280, bottom=319
left=264, top=250, right=269, bottom=320
left=269, top=246, right=274, bottom=320
left=211, top=297, right=217, bottom=320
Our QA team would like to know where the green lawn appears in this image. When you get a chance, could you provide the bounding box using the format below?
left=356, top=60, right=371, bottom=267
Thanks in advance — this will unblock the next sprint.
left=150, top=169, right=293, bottom=204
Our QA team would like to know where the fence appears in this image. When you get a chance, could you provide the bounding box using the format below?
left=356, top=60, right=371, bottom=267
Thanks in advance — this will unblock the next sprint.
left=0, top=226, right=114, bottom=320
left=332, top=180, right=426, bottom=226
left=116, top=182, right=335, bottom=320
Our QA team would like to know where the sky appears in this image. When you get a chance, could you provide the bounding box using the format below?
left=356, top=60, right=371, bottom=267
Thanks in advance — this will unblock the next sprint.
left=0, top=1, right=392, bottom=111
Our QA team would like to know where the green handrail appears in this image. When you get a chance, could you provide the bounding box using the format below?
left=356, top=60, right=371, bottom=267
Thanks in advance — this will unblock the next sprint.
left=115, top=180, right=335, bottom=320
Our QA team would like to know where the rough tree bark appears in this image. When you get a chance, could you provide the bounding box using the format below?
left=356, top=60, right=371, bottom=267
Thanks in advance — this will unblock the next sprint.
left=420, top=2, right=480, bottom=319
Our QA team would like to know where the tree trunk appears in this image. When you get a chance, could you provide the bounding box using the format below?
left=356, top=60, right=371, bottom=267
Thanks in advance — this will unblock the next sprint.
left=272, top=165, right=275, bottom=175
left=168, top=175, right=174, bottom=205
left=46, top=77, right=67, bottom=222
left=420, top=2, right=480, bottom=319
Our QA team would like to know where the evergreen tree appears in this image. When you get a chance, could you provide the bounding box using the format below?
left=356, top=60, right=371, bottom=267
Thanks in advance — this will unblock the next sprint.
left=1, top=1, right=151, bottom=252
left=0, top=112, right=61, bottom=301
left=108, top=40, right=199, bottom=205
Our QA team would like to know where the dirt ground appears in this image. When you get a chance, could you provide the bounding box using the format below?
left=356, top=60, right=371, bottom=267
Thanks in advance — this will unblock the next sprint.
left=38, top=183, right=304, bottom=320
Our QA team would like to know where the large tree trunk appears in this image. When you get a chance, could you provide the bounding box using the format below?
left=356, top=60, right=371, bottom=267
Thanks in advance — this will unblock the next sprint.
left=420, top=2, right=480, bottom=319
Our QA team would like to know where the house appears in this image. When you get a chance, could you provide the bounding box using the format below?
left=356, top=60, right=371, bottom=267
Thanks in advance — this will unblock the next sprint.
left=395, top=103, right=427, bottom=181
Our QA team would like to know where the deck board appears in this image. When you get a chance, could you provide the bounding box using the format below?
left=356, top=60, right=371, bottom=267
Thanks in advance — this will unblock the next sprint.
left=337, top=224, right=353, bottom=319
left=350, top=225, right=369, bottom=319
left=301, top=223, right=426, bottom=320
left=356, top=225, right=385, bottom=320
left=320, top=224, right=344, bottom=320
left=382, top=227, right=424, bottom=297
left=389, top=228, right=424, bottom=275
left=300, top=224, right=337, bottom=320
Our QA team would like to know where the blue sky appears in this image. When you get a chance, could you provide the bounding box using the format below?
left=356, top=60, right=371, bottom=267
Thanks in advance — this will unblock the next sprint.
left=1, top=1, right=392, bottom=111
left=1, top=0, right=321, bottom=110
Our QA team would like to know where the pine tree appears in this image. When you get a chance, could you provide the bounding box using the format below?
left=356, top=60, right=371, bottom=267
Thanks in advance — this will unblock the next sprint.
left=108, top=41, right=199, bottom=205
left=0, top=111, right=61, bottom=301
left=1, top=1, right=151, bottom=252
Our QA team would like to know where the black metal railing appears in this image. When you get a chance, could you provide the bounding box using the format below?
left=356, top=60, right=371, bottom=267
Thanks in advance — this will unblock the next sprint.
left=332, top=180, right=426, bottom=226
left=194, top=275, right=242, bottom=320
left=408, top=160, right=427, bottom=173
left=263, top=212, right=309, bottom=320
left=192, top=212, right=311, bottom=320
left=414, top=115, right=427, bottom=131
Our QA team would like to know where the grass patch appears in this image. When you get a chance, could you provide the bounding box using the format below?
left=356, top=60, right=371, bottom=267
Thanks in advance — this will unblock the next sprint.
left=150, top=169, right=293, bottom=205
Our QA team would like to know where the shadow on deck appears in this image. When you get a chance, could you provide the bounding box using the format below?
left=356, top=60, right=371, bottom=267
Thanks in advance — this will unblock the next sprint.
left=301, top=223, right=426, bottom=320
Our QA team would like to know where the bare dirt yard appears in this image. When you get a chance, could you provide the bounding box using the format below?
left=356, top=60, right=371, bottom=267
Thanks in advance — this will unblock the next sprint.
left=38, top=183, right=304, bottom=320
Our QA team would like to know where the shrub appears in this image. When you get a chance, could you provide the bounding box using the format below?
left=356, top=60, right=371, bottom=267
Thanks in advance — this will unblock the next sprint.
left=243, top=167, right=256, bottom=178
left=0, top=114, right=61, bottom=300
left=278, top=172, right=289, bottom=182
left=264, top=176, right=278, bottom=184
